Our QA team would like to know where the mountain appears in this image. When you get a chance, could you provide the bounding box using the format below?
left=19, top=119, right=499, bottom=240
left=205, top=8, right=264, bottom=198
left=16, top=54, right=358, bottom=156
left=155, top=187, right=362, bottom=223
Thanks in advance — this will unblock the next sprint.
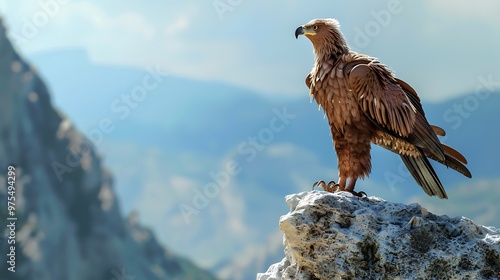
left=27, top=48, right=500, bottom=279
left=0, top=19, right=216, bottom=280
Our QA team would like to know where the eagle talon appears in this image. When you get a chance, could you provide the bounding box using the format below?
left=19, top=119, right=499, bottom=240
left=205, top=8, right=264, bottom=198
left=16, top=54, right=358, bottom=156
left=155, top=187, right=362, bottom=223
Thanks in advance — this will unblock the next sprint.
left=312, top=180, right=326, bottom=190
left=328, top=181, right=340, bottom=192
left=348, top=190, right=367, bottom=198
left=312, top=180, right=338, bottom=192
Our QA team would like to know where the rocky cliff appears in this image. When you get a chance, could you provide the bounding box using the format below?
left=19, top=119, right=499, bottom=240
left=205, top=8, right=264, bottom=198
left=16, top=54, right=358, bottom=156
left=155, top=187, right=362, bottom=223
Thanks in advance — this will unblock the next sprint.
left=0, top=19, right=215, bottom=280
left=258, top=191, right=500, bottom=279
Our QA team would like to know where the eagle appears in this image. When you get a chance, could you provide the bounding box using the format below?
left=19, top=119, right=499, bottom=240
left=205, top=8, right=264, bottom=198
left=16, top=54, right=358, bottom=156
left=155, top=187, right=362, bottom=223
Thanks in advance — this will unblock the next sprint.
left=295, top=18, right=471, bottom=198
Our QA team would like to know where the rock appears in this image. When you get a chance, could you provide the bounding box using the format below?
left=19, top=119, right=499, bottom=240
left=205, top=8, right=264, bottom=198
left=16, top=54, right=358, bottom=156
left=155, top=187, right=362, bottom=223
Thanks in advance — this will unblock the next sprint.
left=257, top=191, right=500, bottom=280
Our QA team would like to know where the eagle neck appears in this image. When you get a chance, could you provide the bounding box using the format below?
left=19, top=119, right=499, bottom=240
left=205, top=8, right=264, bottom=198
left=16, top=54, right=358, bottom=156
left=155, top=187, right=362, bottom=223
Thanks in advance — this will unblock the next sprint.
left=313, top=48, right=346, bottom=76
left=315, top=52, right=338, bottom=65
left=313, top=40, right=348, bottom=65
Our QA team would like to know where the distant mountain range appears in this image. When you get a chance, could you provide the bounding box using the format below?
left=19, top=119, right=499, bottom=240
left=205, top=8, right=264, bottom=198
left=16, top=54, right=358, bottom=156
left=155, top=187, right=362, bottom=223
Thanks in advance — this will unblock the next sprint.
left=27, top=48, right=500, bottom=280
left=0, top=20, right=215, bottom=280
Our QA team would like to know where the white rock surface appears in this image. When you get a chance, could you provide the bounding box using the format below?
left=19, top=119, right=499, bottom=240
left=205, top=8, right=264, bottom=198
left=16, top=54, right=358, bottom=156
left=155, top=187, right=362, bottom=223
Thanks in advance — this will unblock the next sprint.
left=257, top=191, right=500, bottom=280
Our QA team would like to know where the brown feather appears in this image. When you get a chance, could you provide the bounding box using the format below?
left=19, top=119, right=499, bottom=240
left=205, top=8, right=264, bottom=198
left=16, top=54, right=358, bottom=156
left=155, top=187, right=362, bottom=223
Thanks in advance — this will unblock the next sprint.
left=431, top=125, right=446, bottom=136
left=305, top=73, right=312, bottom=89
left=298, top=18, right=471, bottom=198
left=441, top=143, right=468, bottom=164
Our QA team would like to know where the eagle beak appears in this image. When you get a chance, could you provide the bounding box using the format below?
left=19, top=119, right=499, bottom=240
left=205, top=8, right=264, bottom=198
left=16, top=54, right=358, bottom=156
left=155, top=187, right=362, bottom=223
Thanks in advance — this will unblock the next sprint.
left=295, top=25, right=316, bottom=39
left=295, top=26, right=304, bottom=39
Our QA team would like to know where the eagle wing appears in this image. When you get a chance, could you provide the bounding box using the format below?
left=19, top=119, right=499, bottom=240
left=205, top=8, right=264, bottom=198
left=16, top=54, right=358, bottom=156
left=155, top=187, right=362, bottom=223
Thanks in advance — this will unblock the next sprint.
left=345, top=61, right=473, bottom=199
left=305, top=73, right=312, bottom=89
left=345, top=62, right=445, bottom=161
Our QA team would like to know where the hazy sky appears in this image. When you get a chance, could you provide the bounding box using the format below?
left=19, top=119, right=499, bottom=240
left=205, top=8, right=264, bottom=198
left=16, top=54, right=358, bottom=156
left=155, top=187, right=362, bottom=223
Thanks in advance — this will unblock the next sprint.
left=2, top=1, right=499, bottom=272
left=1, top=0, right=500, bottom=101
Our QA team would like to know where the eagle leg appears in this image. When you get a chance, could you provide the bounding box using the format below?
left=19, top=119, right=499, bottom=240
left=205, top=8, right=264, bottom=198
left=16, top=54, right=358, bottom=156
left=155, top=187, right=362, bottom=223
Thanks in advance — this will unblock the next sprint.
left=337, top=176, right=347, bottom=191
left=312, top=180, right=340, bottom=192
left=344, top=178, right=367, bottom=197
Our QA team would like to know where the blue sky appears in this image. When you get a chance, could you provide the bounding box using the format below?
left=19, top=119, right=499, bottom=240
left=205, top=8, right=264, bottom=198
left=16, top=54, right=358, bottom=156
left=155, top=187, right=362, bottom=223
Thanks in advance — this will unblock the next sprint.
left=1, top=0, right=500, bottom=101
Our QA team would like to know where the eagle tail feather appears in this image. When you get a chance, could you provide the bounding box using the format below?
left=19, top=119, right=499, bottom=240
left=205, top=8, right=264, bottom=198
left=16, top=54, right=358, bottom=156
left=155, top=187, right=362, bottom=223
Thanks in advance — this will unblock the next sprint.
left=441, top=143, right=468, bottom=164
left=400, top=151, right=448, bottom=199
left=442, top=154, right=472, bottom=178
left=425, top=150, right=472, bottom=178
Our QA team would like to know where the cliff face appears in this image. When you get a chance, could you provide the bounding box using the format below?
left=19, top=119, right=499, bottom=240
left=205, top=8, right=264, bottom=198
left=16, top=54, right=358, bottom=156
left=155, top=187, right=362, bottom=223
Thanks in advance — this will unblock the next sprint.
left=258, top=191, right=500, bottom=280
left=0, top=19, right=215, bottom=280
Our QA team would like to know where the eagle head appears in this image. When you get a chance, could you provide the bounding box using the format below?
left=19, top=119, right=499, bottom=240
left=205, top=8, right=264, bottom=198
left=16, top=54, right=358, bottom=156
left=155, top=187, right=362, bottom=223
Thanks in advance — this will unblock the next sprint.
left=295, top=18, right=349, bottom=57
